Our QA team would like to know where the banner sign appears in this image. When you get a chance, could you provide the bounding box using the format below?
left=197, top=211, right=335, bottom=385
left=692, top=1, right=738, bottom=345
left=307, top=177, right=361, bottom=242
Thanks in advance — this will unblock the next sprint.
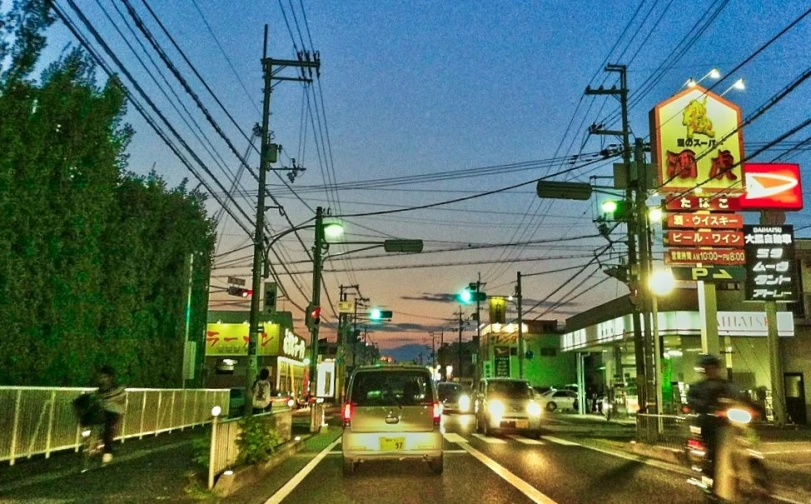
left=665, top=213, right=743, bottom=230
left=743, top=225, right=797, bottom=301
left=671, top=266, right=746, bottom=282
left=665, top=195, right=740, bottom=212
left=494, top=346, right=511, bottom=378
left=489, top=297, right=507, bottom=325
left=650, top=85, right=745, bottom=194
left=665, top=230, right=743, bottom=247
left=665, top=248, right=746, bottom=265
left=205, top=323, right=281, bottom=356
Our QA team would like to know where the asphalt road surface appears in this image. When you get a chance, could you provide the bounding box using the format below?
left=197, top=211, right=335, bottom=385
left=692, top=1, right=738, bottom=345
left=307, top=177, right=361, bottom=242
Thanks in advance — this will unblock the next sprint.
left=228, top=413, right=792, bottom=504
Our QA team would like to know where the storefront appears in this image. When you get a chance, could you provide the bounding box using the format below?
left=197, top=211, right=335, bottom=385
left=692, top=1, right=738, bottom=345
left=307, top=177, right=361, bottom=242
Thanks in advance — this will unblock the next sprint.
left=561, top=289, right=797, bottom=415
left=204, top=311, right=308, bottom=400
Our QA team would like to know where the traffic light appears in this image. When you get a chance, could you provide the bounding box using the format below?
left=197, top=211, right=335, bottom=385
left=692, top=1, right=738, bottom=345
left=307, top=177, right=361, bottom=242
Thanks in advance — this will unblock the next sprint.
left=457, top=287, right=486, bottom=304
left=601, top=199, right=633, bottom=221
left=306, top=305, right=321, bottom=328
left=227, top=286, right=252, bottom=298
left=369, top=308, right=393, bottom=320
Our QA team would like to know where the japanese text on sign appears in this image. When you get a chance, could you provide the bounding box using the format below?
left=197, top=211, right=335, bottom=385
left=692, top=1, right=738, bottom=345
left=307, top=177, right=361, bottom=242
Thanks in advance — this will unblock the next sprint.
left=665, top=195, right=740, bottom=212
left=665, top=248, right=746, bottom=265
left=743, top=225, right=797, bottom=301
left=666, top=213, right=744, bottom=230
left=665, top=230, right=743, bottom=247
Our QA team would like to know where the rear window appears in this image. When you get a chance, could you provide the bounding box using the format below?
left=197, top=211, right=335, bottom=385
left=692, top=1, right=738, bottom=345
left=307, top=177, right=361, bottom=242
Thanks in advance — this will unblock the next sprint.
left=438, top=383, right=464, bottom=400
left=350, top=370, right=435, bottom=406
left=488, top=381, right=533, bottom=399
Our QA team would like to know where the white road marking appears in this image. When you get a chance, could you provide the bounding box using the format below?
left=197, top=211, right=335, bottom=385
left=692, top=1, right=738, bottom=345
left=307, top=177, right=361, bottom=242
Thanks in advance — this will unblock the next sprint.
left=471, top=433, right=507, bottom=444
left=762, top=449, right=811, bottom=455
left=540, top=435, right=579, bottom=446
left=444, top=449, right=468, bottom=454
left=443, top=432, right=468, bottom=444
left=457, top=441, right=558, bottom=504
left=264, top=438, right=341, bottom=504
left=507, top=434, right=544, bottom=445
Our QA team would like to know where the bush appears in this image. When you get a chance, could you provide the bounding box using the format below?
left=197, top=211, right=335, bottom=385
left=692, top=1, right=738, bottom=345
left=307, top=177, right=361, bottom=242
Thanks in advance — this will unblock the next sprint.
left=236, top=416, right=283, bottom=465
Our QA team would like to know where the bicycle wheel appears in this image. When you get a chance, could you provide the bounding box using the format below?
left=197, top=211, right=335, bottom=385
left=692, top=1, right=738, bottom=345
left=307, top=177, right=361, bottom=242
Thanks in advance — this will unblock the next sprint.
left=79, top=426, right=102, bottom=473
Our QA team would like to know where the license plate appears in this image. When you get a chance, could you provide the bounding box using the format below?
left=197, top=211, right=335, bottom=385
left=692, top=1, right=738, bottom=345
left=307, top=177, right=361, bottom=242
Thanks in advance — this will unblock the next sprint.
left=515, top=420, right=529, bottom=429
left=379, top=437, right=406, bottom=450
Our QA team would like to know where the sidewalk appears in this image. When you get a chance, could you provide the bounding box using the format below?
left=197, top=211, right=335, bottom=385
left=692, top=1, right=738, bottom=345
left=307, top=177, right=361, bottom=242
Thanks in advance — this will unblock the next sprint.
left=0, top=412, right=331, bottom=503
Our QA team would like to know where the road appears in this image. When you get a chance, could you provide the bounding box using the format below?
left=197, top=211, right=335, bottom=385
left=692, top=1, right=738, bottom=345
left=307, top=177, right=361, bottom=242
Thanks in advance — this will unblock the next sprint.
left=226, top=412, right=793, bottom=504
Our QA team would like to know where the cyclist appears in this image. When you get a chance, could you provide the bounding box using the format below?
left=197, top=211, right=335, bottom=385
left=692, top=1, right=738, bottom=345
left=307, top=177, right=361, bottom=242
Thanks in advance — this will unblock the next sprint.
left=686, top=354, right=740, bottom=489
left=95, top=365, right=126, bottom=464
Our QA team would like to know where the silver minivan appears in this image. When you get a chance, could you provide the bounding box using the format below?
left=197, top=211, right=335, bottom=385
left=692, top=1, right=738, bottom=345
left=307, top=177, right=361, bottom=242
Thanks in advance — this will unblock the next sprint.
left=341, top=365, right=443, bottom=475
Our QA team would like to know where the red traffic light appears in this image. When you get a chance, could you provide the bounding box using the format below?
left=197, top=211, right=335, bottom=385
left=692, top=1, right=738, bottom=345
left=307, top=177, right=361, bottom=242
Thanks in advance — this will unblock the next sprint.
left=227, top=286, right=252, bottom=298
left=310, top=306, right=321, bottom=319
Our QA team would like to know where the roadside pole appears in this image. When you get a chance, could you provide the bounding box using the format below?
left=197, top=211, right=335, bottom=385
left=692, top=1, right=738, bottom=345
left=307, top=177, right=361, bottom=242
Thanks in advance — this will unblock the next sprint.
left=762, top=211, right=787, bottom=427
left=517, top=271, right=524, bottom=379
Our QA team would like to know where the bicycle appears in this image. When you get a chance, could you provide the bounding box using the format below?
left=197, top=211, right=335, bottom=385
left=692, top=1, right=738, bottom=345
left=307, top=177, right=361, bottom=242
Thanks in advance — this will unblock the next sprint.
left=73, top=393, right=107, bottom=473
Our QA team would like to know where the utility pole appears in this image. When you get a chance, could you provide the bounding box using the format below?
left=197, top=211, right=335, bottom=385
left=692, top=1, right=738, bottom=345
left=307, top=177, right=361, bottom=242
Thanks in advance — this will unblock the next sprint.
left=586, top=64, right=647, bottom=414
left=307, top=206, right=325, bottom=431
left=475, top=274, right=483, bottom=384
left=517, top=271, right=524, bottom=379
left=762, top=210, right=787, bottom=427
left=457, top=308, right=464, bottom=382
left=247, top=26, right=319, bottom=416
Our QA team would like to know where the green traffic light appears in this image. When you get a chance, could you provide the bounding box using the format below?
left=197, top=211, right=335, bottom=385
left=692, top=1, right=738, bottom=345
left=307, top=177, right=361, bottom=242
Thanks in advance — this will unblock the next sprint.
left=370, top=308, right=382, bottom=320
left=459, top=290, right=473, bottom=304
left=602, top=200, right=618, bottom=213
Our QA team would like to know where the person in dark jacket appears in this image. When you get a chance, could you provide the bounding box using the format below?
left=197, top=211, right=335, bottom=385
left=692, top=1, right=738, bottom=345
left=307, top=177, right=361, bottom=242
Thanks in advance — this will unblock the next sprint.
left=686, top=354, right=740, bottom=487
left=95, top=365, right=126, bottom=464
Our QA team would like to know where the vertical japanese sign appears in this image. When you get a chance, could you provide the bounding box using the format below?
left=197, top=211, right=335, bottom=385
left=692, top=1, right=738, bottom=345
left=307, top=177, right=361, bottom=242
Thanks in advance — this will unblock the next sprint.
left=493, top=346, right=511, bottom=377
left=650, top=84, right=745, bottom=194
left=489, top=297, right=507, bottom=324
left=743, top=225, right=797, bottom=301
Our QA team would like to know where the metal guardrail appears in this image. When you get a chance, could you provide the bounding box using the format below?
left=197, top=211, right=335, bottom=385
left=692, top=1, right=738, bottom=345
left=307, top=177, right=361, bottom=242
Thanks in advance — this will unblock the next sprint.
left=635, top=413, right=690, bottom=451
left=0, top=387, right=229, bottom=466
left=207, top=409, right=295, bottom=489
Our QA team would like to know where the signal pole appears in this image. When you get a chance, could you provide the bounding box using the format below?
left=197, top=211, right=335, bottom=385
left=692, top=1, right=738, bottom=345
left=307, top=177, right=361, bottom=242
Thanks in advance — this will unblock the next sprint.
left=586, top=64, right=648, bottom=414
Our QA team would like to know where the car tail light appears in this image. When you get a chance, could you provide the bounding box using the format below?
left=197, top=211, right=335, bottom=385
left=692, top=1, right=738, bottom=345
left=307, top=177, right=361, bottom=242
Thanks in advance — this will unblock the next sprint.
left=432, top=401, right=442, bottom=425
left=343, top=403, right=353, bottom=426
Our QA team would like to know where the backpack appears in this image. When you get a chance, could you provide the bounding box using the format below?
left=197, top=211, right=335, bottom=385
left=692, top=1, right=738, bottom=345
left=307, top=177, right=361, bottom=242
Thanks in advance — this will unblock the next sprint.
left=253, top=380, right=269, bottom=405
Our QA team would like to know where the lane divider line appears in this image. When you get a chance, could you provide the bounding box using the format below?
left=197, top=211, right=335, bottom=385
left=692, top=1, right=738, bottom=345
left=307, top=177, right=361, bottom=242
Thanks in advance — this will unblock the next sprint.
left=264, top=438, right=341, bottom=504
left=457, top=441, right=558, bottom=504
left=443, top=433, right=468, bottom=444
left=471, top=433, right=507, bottom=444
left=540, top=435, right=579, bottom=446
left=507, top=434, right=544, bottom=445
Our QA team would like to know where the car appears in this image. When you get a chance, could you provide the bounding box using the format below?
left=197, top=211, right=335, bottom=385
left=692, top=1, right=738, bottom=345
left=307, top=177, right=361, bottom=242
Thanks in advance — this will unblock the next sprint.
left=270, top=390, right=297, bottom=411
left=437, top=382, right=472, bottom=413
left=474, top=378, right=542, bottom=438
left=538, top=389, right=578, bottom=412
left=341, top=365, right=443, bottom=476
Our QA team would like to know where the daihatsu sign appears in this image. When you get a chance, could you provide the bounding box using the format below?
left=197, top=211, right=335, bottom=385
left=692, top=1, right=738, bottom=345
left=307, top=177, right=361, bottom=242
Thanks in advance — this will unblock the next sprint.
left=740, top=163, right=803, bottom=210
left=649, top=85, right=745, bottom=194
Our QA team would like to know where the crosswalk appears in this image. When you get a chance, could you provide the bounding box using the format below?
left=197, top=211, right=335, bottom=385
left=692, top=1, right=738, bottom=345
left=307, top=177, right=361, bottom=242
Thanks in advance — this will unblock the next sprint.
left=443, top=432, right=580, bottom=447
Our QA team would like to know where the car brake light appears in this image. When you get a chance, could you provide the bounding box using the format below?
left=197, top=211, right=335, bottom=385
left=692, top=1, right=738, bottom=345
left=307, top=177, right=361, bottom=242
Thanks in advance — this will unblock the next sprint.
left=343, top=403, right=353, bottom=425
left=432, top=401, right=442, bottom=425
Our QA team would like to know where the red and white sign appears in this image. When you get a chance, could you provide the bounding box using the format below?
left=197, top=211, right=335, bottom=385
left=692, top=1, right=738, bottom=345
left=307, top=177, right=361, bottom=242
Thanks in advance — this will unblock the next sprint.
left=665, top=248, right=746, bottom=265
left=740, top=163, right=803, bottom=210
left=665, top=213, right=744, bottom=230
left=665, top=230, right=744, bottom=247
left=665, top=195, right=740, bottom=212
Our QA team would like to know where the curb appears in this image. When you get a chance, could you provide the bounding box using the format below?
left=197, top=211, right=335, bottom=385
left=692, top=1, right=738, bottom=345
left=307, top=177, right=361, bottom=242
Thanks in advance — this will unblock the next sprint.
left=212, top=437, right=307, bottom=498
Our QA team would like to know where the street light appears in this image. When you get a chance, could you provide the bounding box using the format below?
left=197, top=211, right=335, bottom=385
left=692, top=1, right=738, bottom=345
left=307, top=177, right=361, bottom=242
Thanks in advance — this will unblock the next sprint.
left=720, top=78, right=745, bottom=97
left=684, top=68, right=720, bottom=88
left=323, top=222, right=344, bottom=242
left=649, top=268, right=675, bottom=297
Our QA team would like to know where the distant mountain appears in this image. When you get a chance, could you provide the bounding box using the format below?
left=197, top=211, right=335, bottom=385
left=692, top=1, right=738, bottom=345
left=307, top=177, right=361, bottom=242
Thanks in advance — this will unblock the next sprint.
left=382, top=343, right=430, bottom=364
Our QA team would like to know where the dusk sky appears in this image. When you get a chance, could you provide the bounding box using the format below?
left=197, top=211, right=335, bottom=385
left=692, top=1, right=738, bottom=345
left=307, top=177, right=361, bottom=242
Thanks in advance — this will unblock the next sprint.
left=40, top=0, right=811, bottom=353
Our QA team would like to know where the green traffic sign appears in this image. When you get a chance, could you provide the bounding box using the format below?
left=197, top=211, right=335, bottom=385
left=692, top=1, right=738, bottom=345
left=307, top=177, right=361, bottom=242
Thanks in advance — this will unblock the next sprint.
left=671, top=266, right=746, bottom=282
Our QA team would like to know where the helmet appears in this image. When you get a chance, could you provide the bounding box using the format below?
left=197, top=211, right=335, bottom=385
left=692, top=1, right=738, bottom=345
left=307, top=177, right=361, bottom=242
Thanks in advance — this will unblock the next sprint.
left=696, top=354, right=721, bottom=369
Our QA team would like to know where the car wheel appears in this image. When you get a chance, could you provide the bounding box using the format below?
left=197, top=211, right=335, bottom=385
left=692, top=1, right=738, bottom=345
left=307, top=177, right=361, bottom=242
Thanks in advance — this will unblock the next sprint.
left=429, top=454, right=444, bottom=475
left=529, top=429, right=542, bottom=440
left=546, top=402, right=557, bottom=412
left=342, top=457, right=355, bottom=476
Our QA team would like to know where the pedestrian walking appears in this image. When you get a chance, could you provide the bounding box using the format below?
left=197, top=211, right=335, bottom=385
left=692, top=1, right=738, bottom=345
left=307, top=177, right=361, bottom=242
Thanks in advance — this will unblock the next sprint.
left=95, top=365, right=126, bottom=464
